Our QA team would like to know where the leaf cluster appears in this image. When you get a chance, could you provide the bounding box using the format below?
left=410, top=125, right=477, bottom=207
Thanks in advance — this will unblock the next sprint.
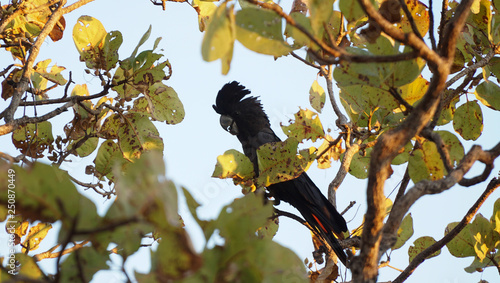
left=203, top=0, right=500, bottom=281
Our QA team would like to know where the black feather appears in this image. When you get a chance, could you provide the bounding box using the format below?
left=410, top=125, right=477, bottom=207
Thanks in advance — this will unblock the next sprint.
left=214, top=81, right=348, bottom=265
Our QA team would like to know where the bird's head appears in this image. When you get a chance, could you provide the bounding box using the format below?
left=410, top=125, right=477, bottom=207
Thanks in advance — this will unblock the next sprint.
left=213, top=81, right=270, bottom=138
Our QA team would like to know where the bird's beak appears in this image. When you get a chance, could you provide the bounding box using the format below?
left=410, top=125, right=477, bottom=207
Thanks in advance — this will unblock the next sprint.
left=220, top=115, right=238, bottom=135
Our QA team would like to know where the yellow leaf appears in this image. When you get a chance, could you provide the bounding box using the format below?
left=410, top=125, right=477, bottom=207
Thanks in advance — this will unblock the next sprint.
left=22, top=223, right=52, bottom=253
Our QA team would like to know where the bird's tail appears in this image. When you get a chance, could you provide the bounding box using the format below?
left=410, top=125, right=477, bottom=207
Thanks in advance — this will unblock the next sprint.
left=307, top=213, right=348, bottom=266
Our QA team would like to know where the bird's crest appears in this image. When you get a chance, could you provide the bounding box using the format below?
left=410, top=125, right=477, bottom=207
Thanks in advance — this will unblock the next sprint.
left=213, top=81, right=252, bottom=115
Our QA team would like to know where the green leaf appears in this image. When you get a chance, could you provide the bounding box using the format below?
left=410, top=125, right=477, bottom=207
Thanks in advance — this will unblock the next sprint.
left=12, top=121, right=54, bottom=158
left=453, top=101, right=483, bottom=141
left=117, top=113, right=164, bottom=161
left=144, top=83, right=185, bottom=124
left=408, top=236, right=441, bottom=262
left=475, top=81, right=500, bottom=110
left=202, top=2, right=234, bottom=62
left=491, top=198, right=500, bottom=234
left=309, top=80, right=326, bottom=113
left=94, top=139, right=127, bottom=177
left=217, top=193, right=274, bottom=243
left=151, top=226, right=202, bottom=280
left=334, top=53, right=382, bottom=88
left=339, top=0, right=368, bottom=23
left=488, top=57, right=500, bottom=80
left=212, top=149, right=255, bottom=185
left=181, top=187, right=215, bottom=241
left=336, top=41, right=424, bottom=91
left=11, top=254, right=44, bottom=279
left=392, top=50, right=426, bottom=87
left=437, top=93, right=458, bottom=126
left=256, top=138, right=315, bottom=186
left=408, top=140, right=446, bottom=183
left=237, top=239, right=307, bottom=282
left=281, top=108, right=325, bottom=142
left=464, top=256, right=494, bottom=273
left=467, top=0, right=492, bottom=42
left=257, top=217, right=279, bottom=239
left=445, top=222, right=477, bottom=258
left=130, top=96, right=150, bottom=116
left=235, top=7, right=294, bottom=56
left=309, top=0, right=334, bottom=37
left=0, top=163, right=98, bottom=226
left=99, top=114, right=121, bottom=139
left=339, top=84, right=398, bottom=127
left=393, top=213, right=414, bottom=250
left=469, top=214, right=499, bottom=261
left=32, top=59, right=67, bottom=86
left=392, top=141, right=413, bottom=165
left=101, top=30, right=123, bottom=71
left=132, top=51, right=167, bottom=82
left=99, top=154, right=179, bottom=258
left=349, top=147, right=372, bottom=179
left=435, top=130, right=465, bottom=167
left=131, top=25, right=152, bottom=60
left=285, top=12, right=313, bottom=47
left=73, top=137, right=99, bottom=157
left=182, top=193, right=306, bottom=283
left=59, top=247, right=108, bottom=282
left=112, top=67, right=140, bottom=99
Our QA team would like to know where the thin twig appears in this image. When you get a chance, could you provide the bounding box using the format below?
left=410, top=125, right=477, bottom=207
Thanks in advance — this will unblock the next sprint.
left=381, top=142, right=500, bottom=254
left=34, top=241, right=90, bottom=261
left=290, top=51, right=320, bottom=69
left=420, top=128, right=453, bottom=172
left=319, top=66, right=348, bottom=126
left=445, top=49, right=495, bottom=88
left=273, top=208, right=306, bottom=225
left=340, top=201, right=356, bottom=216
left=429, top=0, right=437, bottom=50
left=393, top=166, right=410, bottom=206
left=388, top=87, right=413, bottom=114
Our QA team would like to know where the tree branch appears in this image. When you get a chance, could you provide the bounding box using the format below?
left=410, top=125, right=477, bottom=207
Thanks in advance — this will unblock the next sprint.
left=393, top=177, right=500, bottom=283
left=0, top=83, right=113, bottom=136
left=352, top=1, right=474, bottom=281
left=328, top=143, right=361, bottom=204
left=19, top=83, right=113, bottom=106
left=445, top=49, right=495, bottom=88
left=381, top=142, right=500, bottom=255
left=0, top=101, right=74, bottom=136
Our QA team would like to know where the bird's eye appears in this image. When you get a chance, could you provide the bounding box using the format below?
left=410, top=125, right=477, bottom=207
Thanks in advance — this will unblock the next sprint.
left=220, top=115, right=239, bottom=135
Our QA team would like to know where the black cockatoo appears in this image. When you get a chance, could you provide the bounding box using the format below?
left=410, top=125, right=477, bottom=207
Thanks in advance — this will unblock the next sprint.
left=213, top=81, right=348, bottom=265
